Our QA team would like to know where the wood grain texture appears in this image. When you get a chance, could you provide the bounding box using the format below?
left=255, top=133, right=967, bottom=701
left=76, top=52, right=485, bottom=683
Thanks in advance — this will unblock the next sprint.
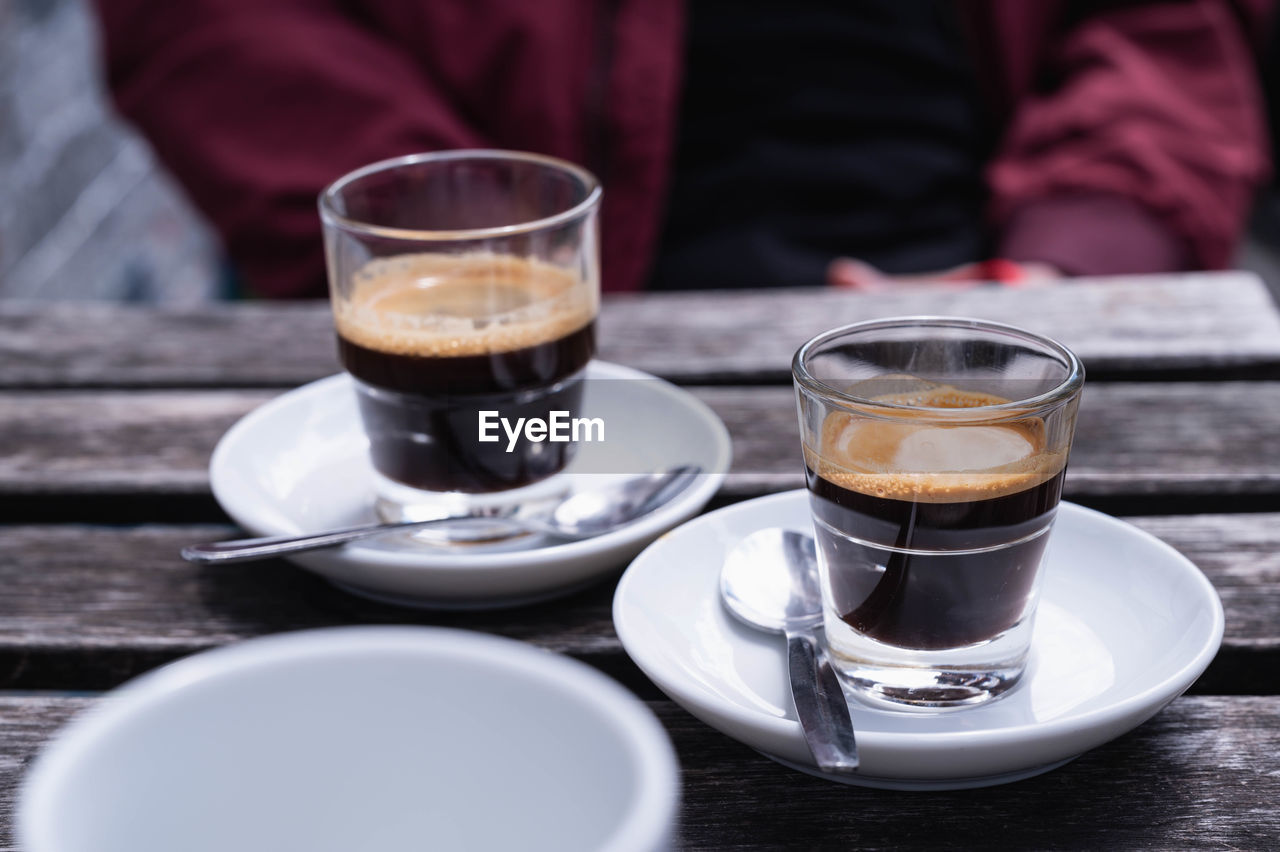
left=0, top=390, right=275, bottom=493
left=0, top=696, right=1275, bottom=850
left=599, top=273, right=1280, bottom=382
left=0, top=695, right=89, bottom=851
left=0, top=305, right=338, bottom=388
left=656, top=698, right=1280, bottom=850
left=1, top=274, right=1278, bottom=387
left=0, top=524, right=629, bottom=690
left=0, top=514, right=1273, bottom=691
left=1, top=383, right=1278, bottom=503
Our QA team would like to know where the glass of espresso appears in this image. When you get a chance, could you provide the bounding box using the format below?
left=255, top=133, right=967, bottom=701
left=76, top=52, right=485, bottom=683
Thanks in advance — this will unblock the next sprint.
left=319, top=151, right=600, bottom=519
left=792, top=318, right=1084, bottom=709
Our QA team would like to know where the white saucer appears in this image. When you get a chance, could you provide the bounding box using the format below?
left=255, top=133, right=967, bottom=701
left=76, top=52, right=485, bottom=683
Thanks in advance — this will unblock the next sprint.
left=613, top=491, right=1223, bottom=790
left=209, top=361, right=731, bottom=608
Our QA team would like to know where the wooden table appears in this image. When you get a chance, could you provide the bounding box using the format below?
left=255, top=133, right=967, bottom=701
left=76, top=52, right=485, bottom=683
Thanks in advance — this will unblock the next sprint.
left=1, top=273, right=1278, bottom=849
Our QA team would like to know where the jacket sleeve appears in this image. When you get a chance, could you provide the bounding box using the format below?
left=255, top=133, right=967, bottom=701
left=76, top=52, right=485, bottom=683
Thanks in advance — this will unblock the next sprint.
left=92, top=0, right=485, bottom=297
left=989, top=1, right=1272, bottom=275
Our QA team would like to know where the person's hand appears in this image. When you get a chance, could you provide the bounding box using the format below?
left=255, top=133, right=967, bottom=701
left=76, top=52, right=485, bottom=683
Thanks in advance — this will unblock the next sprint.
left=827, top=258, right=1061, bottom=292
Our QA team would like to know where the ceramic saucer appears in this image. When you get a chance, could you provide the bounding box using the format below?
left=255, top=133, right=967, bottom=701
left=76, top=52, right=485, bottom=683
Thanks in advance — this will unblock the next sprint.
left=209, top=361, right=731, bottom=608
left=613, top=491, right=1223, bottom=790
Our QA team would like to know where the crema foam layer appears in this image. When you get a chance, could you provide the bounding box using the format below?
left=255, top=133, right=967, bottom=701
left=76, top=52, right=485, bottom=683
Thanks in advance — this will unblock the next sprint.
left=807, top=386, right=1066, bottom=503
left=334, top=252, right=597, bottom=357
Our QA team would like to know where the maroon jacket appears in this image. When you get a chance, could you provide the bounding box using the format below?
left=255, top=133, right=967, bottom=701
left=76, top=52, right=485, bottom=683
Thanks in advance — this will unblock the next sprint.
left=94, top=0, right=1272, bottom=297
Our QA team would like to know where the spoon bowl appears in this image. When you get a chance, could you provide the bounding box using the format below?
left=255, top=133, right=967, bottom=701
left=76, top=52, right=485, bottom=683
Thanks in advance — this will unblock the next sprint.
left=722, top=529, right=824, bottom=632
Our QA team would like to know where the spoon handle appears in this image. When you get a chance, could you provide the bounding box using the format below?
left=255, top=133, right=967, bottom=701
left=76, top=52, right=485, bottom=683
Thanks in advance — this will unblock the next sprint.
left=179, top=518, right=495, bottom=565
left=786, top=632, right=860, bottom=773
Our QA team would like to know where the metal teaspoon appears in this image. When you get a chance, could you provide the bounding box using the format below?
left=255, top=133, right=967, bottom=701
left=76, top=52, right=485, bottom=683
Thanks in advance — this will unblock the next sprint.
left=721, top=528, right=859, bottom=773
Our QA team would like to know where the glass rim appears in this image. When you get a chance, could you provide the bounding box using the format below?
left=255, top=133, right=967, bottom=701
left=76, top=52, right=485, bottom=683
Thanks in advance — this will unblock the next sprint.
left=318, top=149, right=602, bottom=241
left=791, top=316, right=1085, bottom=417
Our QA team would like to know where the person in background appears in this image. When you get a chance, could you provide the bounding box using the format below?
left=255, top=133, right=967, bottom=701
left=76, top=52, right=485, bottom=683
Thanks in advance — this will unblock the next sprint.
left=91, top=0, right=1272, bottom=297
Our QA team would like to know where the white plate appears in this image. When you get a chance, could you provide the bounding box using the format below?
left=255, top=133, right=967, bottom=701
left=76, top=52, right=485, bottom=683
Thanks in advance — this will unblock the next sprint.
left=19, top=627, right=679, bottom=852
left=209, top=361, right=731, bottom=608
left=613, top=491, right=1223, bottom=790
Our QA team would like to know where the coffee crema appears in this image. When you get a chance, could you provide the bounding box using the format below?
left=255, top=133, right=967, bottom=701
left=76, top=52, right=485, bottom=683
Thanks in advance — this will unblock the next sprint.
left=805, top=386, right=1065, bottom=506
left=334, top=252, right=596, bottom=360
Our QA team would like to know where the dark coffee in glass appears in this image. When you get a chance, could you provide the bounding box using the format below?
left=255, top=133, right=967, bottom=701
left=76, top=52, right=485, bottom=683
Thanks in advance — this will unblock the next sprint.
left=335, top=253, right=596, bottom=493
left=806, top=389, right=1067, bottom=651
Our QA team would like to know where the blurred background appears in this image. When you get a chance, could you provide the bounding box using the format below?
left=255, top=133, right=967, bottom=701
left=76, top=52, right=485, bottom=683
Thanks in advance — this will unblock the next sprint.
left=2, top=0, right=1278, bottom=303
left=0, top=0, right=222, bottom=302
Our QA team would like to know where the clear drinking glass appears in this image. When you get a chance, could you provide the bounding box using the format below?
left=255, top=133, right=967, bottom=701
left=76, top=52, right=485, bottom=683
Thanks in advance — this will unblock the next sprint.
left=792, top=317, right=1084, bottom=709
left=319, top=150, right=601, bottom=520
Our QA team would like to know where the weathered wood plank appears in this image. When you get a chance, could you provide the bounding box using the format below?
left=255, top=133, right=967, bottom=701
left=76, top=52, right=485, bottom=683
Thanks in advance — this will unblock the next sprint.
left=0, top=696, right=1276, bottom=850
left=1, top=274, right=1277, bottom=387
left=600, top=272, right=1280, bottom=382
left=0, top=514, right=1273, bottom=691
left=0, top=383, right=1278, bottom=504
left=0, top=524, right=630, bottom=691
left=0, top=390, right=265, bottom=493
left=0, top=305, right=337, bottom=388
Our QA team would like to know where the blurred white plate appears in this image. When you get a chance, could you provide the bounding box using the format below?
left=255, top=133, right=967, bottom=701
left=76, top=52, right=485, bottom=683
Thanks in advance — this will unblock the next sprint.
left=20, top=627, right=679, bottom=852
left=613, top=491, right=1223, bottom=789
left=208, top=362, right=730, bottom=608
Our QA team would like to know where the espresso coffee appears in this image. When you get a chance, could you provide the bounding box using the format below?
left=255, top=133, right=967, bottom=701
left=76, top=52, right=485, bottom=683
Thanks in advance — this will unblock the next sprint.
left=805, top=386, right=1067, bottom=650
left=334, top=253, right=597, bottom=493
